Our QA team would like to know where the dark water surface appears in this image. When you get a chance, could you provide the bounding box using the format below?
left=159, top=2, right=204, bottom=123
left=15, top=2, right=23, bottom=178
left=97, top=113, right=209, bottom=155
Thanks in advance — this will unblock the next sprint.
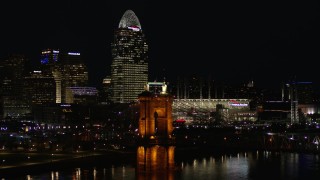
left=1, top=146, right=320, bottom=180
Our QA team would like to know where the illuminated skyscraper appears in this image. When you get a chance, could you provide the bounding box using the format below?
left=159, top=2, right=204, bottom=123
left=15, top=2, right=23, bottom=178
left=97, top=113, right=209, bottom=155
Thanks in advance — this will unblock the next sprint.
left=62, top=52, right=88, bottom=103
left=40, top=49, right=60, bottom=66
left=62, top=52, right=88, bottom=87
left=110, top=10, right=148, bottom=103
left=40, top=49, right=62, bottom=103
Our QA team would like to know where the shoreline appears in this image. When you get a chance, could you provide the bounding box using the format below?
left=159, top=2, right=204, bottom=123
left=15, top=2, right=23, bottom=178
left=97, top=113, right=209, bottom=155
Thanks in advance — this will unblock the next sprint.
left=1, top=145, right=319, bottom=178
left=0, top=150, right=136, bottom=178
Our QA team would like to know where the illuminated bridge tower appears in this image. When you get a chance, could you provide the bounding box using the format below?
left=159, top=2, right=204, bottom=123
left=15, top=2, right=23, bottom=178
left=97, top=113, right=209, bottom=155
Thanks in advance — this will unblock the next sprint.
left=138, top=82, right=174, bottom=144
left=110, top=10, right=148, bottom=103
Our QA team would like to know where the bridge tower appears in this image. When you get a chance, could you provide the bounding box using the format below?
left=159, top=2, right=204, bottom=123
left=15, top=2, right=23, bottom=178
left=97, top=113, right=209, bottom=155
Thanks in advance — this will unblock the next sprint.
left=138, top=82, right=173, bottom=143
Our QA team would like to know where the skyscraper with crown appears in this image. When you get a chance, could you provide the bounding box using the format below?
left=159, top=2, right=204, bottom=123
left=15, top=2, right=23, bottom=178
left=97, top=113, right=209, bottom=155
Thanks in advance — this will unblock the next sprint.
left=110, top=10, right=148, bottom=103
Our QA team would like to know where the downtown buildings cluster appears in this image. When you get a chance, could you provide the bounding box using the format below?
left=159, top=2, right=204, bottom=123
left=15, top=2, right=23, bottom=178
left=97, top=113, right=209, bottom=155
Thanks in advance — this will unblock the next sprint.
left=0, top=10, right=148, bottom=126
left=0, top=10, right=320, bottom=128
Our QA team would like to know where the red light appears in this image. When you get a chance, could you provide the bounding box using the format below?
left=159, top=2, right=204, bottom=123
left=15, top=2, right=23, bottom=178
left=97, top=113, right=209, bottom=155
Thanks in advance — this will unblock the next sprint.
left=176, top=119, right=186, bottom=123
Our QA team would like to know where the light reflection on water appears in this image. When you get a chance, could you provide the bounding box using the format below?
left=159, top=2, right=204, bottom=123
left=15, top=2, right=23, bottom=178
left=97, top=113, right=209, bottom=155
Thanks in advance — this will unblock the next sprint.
left=177, top=151, right=250, bottom=180
left=1, top=147, right=320, bottom=180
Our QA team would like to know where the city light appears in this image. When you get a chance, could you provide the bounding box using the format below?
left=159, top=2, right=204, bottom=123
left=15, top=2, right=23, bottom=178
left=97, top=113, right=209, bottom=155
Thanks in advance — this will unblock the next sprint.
left=68, top=52, right=80, bottom=55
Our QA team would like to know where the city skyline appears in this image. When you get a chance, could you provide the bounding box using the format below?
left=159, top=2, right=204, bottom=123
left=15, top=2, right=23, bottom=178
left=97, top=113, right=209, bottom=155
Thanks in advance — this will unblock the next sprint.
left=0, top=1, right=319, bottom=90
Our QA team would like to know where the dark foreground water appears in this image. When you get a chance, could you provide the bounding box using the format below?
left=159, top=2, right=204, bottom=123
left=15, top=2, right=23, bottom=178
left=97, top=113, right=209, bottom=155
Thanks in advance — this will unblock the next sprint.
left=1, top=146, right=320, bottom=180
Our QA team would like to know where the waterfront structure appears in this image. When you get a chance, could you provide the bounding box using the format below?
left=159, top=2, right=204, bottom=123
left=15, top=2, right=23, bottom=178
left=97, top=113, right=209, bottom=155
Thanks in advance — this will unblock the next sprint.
left=173, top=98, right=255, bottom=124
left=138, top=83, right=173, bottom=142
left=110, top=10, right=148, bottom=103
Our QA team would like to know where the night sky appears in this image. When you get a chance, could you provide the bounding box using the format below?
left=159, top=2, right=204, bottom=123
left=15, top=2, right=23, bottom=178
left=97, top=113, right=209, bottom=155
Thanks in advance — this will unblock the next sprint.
left=1, top=0, right=320, bottom=90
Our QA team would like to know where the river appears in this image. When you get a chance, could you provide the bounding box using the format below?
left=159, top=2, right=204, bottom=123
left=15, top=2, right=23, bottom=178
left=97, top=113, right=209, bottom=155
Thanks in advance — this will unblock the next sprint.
left=1, top=146, right=320, bottom=180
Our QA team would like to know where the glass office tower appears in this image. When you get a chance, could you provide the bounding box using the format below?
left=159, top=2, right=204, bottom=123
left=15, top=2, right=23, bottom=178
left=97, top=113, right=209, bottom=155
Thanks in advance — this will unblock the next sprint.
left=110, top=10, right=148, bottom=103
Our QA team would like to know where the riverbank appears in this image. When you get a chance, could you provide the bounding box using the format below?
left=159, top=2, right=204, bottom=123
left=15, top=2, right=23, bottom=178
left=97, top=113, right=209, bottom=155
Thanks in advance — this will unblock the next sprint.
left=1, top=144, right=319, bottom=178
left=0, top=150, right=136, bottom=178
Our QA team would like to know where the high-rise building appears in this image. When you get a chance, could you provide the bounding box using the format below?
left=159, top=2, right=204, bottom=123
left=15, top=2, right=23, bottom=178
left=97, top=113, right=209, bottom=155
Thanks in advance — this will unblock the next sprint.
left=40, top=49, right=62, bottom=103
left=284, top=81, right=316, bottom=123
left=0, top=54, right=26, bottom=96
left=110, top=10, right=148, bottom=103
left=62, top=52, right=88, bottom=87
left=62, top=52, right=88, bottom=103
left=0, top=54, right=30, bottom=118
left=40, top=49, right=60, bottom=66
left=23, top=71, right=56, bottom=105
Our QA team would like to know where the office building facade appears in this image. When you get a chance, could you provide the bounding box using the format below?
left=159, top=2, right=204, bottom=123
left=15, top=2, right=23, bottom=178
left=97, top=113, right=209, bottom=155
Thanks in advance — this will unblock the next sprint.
left=40, top=49, right=62, bottom=103
left=110, top=10, right=148, bottom=103
left=0, top=54, right=30, bottom=118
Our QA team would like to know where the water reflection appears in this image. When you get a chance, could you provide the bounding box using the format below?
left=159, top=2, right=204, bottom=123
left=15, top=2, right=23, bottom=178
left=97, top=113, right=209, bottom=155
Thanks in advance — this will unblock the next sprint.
left=137, top=145, right=175, bottom=180
left=176, top=151, right=250, bottom=180
left=1, top=147, right=320, bottom=179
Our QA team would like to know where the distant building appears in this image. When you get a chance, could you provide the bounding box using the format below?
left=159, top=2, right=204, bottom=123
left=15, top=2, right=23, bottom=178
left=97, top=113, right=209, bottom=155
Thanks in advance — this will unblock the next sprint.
left=257, top=101, right=291, bottom=123
left=283, top=81, right=316, bottom=123
left=40, top=49, right=62, bottom=103
left=296, top=82, right=314, bottom=104
left=40, top=49, right=60, bottom=66
left=282, top=81, right=315, bottom=104
left=62, top=52, right=88, bottom=87
left=23, top=71, right=56, bottom=105
left=101, top=76, right=112, bottom=103
left=110, top=10, right=148, bottom=103
left=65, top=87, right=98, bottom=104
left=39, top=49, right=88, bottom=104
left=0, top=54, right=30, bottom=118
left=173, top=98, right=256, bottom=124
left=62, top=52, right=88, bottom=103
